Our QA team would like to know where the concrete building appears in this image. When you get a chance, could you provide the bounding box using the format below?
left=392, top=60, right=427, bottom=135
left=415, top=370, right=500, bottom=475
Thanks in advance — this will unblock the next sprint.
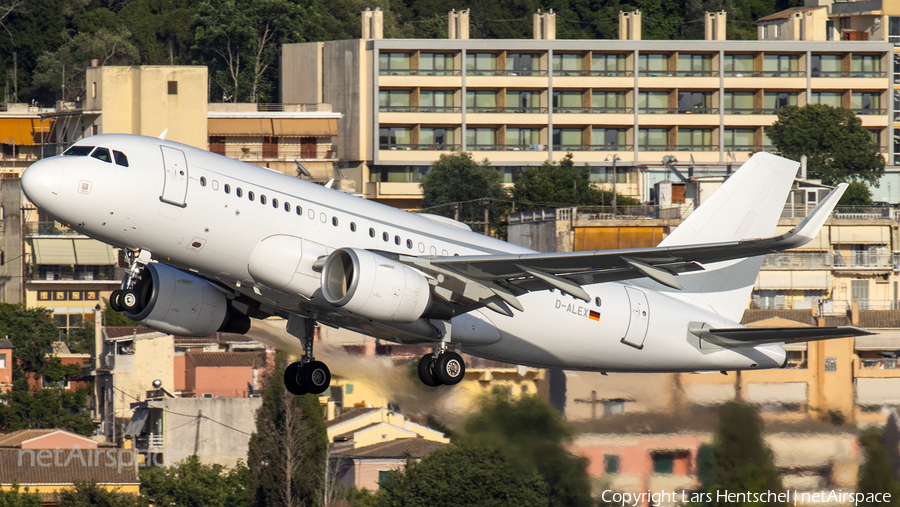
left=0, top=338, right=11, bottom=392
left=180, top=351, right=267, bottom=398
left=0, top=103, right=51, bottom=175
left=332, top=438, right=448, bottom=491
left=281, top=10, right=892, bottom=208
left=326, top=407, right=450, bottom=448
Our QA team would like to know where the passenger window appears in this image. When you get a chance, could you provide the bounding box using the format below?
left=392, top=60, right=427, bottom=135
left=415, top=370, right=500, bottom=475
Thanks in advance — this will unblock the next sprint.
left=248, top=191, right=255, bottom=201
left=260, top=195, right=267, bottom=205
left=284, top=202, right=290, bottom=212
left=351, top=222, right=357, bottom=232
left=200, top=177, right=207, bottom=187
left=296, top=205, right=302, bottom=215
left=382, top=232, right=389, bottom=242
left=224, top=184, right=231, bottom=194
left=332, top=217, right=338, bottom=227
left=236, top=187, right=243, bottom=197
left=369, top=228, right=376, bottom=238
left=90, top=147, right=112, bottom=163
left=113, top=150, right=129, bottom=167
left=406, top=239, right=413, bottom=249
left=63, top=146, right=94, bottom=156
left=272, top=198, right=278, bottom=208
left=394, top=235, right=401, bottom=246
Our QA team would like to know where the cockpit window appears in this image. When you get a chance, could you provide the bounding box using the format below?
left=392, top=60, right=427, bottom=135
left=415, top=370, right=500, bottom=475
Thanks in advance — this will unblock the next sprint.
left=90, top=147, right=112, bottom=163
left=63, top=146, right=94, bottom=156
left=113, top=150, right=129, bottom=167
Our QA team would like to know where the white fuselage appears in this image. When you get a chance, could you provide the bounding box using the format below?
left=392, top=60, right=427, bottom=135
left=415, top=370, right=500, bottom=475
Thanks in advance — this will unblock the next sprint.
left=23, top=135, right=787, bottom=372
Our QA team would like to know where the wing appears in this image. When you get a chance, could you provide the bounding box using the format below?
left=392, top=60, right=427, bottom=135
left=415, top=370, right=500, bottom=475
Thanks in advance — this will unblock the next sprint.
left=388, top=183, right=847, bottom=315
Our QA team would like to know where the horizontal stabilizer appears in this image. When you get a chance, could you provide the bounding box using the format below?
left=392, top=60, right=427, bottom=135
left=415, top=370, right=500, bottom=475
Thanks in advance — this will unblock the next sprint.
left=691, top=325, right=873, bottom=347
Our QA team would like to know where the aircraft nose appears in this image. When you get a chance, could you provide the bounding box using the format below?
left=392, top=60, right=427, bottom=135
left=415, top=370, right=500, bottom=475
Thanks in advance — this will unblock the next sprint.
left=22, top=159, right=63, bottom=208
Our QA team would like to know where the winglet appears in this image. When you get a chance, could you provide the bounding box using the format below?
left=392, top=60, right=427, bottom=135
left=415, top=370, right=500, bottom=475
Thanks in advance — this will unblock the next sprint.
left=158, top=129, right=168, bottom=140
left=778, top=182, right=847, bottom=248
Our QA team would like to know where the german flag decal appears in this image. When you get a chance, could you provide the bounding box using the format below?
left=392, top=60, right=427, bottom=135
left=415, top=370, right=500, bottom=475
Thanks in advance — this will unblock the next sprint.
left=589, top=310, right=600, bottom=322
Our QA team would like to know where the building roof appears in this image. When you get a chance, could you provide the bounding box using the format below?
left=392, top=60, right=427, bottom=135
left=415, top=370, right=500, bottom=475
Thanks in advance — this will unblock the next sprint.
left=757, top=6, right=824, bottom=22
left=858, top=311, right=900, bottom=329
left=333, top=438, right=447, bottom=459
left=104, top=326, right=159, bottom=339
left=0, top=429, right=97, bottom=448
left=173, top=332, right=262, bottom=345
left=0, top=338, right=12, bottom=349
left=0, top=449, right=138, bottom=486
left=186, top=351, right=266, bottom=368
left=741, top=309, right=816, bottom=326
left=326, top=407, right=379, bottom=428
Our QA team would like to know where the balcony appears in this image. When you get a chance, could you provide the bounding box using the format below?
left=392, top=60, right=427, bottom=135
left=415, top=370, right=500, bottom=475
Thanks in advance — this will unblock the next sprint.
left=379, top=144, right=460, bottom=151
left=676, top=108, right=719, bottom=115
left=554, top=107, right=633, bottom=114
left=812, top=71, right=888, bottom=78
left=762, top=252, right=834, bottom=269
left=466, top=144, right=547, bottom=152
left=860, top=358, right=898, bottom=370
left=26, top=222, right=85, bottom=237
left=220, top=144, right=337, bottom=161
left=379, top=106, right=461, bottom=113
left=761, top=71, right=806, bottom=77
left=379, top=69, right=461, bottom=76
left=724, top=71, right=764, bottom=77
left=553, top=144, right=634, bottom=152
left=501, top=69, right=549, bottom=77
left=465, top=106, right=548, bottom=114
left=28, top=265, right=120, bottom=282
left=725, top=145, right=770, bottom=152
left=724, top=108, right=780, bottom=115
left=851, top=108, right=887, bottom=115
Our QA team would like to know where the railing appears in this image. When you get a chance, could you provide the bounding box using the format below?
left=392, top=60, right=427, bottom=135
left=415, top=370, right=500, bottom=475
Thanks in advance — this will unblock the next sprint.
left=851, top=108, right=887, bottom=115
left=29, top=265, right=119, bottom=281
left=554, top=107, right=634, bottom=114
left=135, top=433, right=164, bottom=451
left=501, top=69, right=549, bottom=77
left=639, top=144, right=679, bottom=151
left=833, top=251, right=897, bottom=268
left=860, top=358, right=898, bottom=369
left=761, top=71, right=806, bottom=77
left=256, top=103, right=324, bottom=112
left=552, top=144, right=633, bottom=151
left=380, top=144, right=460, bottom=151
left=639, top=107, right=679, bottom=114
left=676, top=108, right=719, bottom=114
left=463, top=144, right=547, bottom=151
left=725, top=145, right=769, bottom=152
left=588, top=70, right=634, bottom=77
left=379, top=106, right=461, bottom=113
left=762, top=252, right=834, bottom=268
left=379, top=69, right=461, bottom=76
left=26, top=221, right=84, bottom=237
left=810, top=71, right=888, bottom=78
left=781, top=204, right=893, bottom=219
left=465, top=106, right=548, bottom=114
left=724, top=108, right=781, bottom=115
left=724, top=71, right=763, bottom=77
left=504, top=107, right=548, bottom=114
left=219, top=145, right=337, bottom=160
left=675, top=144, right=718, bottom=151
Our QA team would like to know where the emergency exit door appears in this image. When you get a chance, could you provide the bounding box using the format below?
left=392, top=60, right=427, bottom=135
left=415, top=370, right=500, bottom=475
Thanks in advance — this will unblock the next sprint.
left=621, top=286, right=650, bottom=349
left=160, top=146, right=189, bottom=207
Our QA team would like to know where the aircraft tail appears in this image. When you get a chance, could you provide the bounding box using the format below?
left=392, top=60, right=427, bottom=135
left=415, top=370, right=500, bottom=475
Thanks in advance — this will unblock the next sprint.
left=650, top=153, right=801, bottom=321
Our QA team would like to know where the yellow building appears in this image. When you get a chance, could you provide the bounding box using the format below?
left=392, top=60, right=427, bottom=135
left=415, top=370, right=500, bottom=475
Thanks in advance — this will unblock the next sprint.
left=281, top=9, right=892, bottom=208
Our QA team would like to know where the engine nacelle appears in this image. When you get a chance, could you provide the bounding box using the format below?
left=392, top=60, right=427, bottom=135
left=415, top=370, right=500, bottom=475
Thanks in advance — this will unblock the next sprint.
left=320, top=248, right=431, bottom=323
left=124, top=263, right=250, bottom=336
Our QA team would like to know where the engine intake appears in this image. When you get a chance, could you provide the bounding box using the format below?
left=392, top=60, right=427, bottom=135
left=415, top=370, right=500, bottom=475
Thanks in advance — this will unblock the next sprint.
left=124, top=263, right=250, bottom=336
left=320, top=248, right=431, bottom=322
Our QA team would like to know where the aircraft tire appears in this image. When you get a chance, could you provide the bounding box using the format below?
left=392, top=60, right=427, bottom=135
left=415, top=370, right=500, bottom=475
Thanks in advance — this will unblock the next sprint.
left=301, top=361, right=331, bottom=395
left=109, top=290, right=123, bottom=312
left=284, top=362, right=308, bottom=395
left=433, top=352, right=465, bottom=386
left=417, top=354, right=440, bottom=387
left=120, top=289, right=140, bottom=312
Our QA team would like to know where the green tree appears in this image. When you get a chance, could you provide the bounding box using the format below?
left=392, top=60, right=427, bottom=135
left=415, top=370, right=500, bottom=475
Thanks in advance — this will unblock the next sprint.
left=57, top=482, right=145, bottom=507
left=102, top=299, right=136, bottom=327
left=838, top=181, right=874, bottom=206
left=419, top=152, right=506, bottom=233
left=0, top=482, right=42, bottom=507
left=0, top=386, right=94, bottom=435
left=247, top=353, right=327, bottom=507
left=371, top=445, right=550, bottom=507
left=458, top=389, right=592, bottom=507
left=510, top=153, right=639, bottom=212
left=767, top=104, right=885, bottom=186
left=118, top=0, right=200, bottom=65
left=139, top=456, right=251, bottom=507
left=708, top=401, right=784, bottom=506
left=857, top=427, right=900, bottom=507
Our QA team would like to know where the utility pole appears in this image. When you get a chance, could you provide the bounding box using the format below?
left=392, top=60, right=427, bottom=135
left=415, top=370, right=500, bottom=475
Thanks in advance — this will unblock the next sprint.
left=452, top=202, right=459, bottom=221
left=483, top=198, right=490, bottom=236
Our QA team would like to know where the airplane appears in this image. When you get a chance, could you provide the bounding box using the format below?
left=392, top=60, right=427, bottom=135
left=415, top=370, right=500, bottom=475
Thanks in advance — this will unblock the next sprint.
left=20, top=134, right=871, bottom=395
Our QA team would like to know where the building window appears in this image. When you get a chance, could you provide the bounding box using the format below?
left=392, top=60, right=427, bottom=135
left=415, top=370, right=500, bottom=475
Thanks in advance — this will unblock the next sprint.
left=638, top=91, right=669, bottom=114
left=591, top=128, right=627, bottom=150
left=603, top=399, right=625, bottom=415
left=466, top=53, right=498, bottom=75
left=604, top=455, right=620, bottom=474
left=851, top=54, right=882, bottom=77
left=553, top=91, right=583, bottom=113
left=553, top=128, right=583, bottom=150
left=763, top=54, right=800, bottom=77
left=465, top=91, right=498, bottom=113
left=811, top=54, right=842, bottom=77
left=652, top=452, right=675, bottom=474
left=552, top=53, right=583, bottom=76
left=506, top=53, right=541, bottom=76
left=638, top=128, right=669, bottom=151
left=810, top=91, right=842, bottom=108
left=167, top=81, right=177, bottom=95
left=724, top=129, right=755, bottom=150
left=465, top=128, right=496, bottom=151
left=724, top=91, right=754, bottom=114
left=591, top=53, right=627, bottom=76
left=420, top=128, right=455, bottom=150
left=724, top=54, right=754, bottom=76
left=676, top=53, right=713, bottom=76
left=592, top=91, right=627, bottom=113
left=890, top=16, right=900, bottom=44
left=378, top=89, right=411, bottom=112
left=506, top=128, right=541, bottom=150
left=851, top=279, right=870, bottom=309
left=91, top=82, right=97, bottom=98
left=378, top=470, right=391, bottom=489
left=506, top=90, right=542, bottom=113
left=763, top=91, right=798, bottom=113
left=420, top=90, right=454, bottom=112
left=0, top=354, right=6, bottom=369
left=638, top=53, right=668, bottom=76
left=419, top=52, right=454, bottom=75
left=677, top=91, right=715, bottom=114
left=851, top=92, right=882, bottom=114
left=379, top=127, right=411, bottom=150
left=378, top=53, right=411, bottom=75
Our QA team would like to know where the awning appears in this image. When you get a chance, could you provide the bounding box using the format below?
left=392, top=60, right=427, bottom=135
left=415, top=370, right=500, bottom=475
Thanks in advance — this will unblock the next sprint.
left=857, top=378, right=900, bottom=404
left=755, top=271, right=831, bottom=290
left=746, top=382, right=808, bottom=404
left=128, top=408, right=150, bottom=438
left=0, top=117, right=51, bottom=146
left=208, top=118, right=337, bottom=137
left=855, top=333, right=900, bottom=350
left=32, top=239, right=76, bottom=265
left=831, top=226, right=890, bottom=244
left=74, top=239, right=116, bottom=264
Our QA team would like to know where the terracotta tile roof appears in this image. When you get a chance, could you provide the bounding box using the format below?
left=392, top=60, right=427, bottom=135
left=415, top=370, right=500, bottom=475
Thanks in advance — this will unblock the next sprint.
left=173, top=336, right=218, bottom=344
left=741, top=309, right=816, bottom=326
left=104, top=326, right=158, bottom=339
left=326, top=407, right=379, bottom=428
left=0, top=339, right=12, bottom=349
left=0, top=449, right=139, bottom=486
left=173, top=333, right=262, bottom=345
left=757, top=6, right=823, bottom=22
left=186, top=351, right=266, bottom=368
left=0, top=430, right=58, bottom=447
left=333, top=438, right=447, bottom=459
left=824, top=315, right=851, bottom=327
left=858, top=310, right=900, bottom=329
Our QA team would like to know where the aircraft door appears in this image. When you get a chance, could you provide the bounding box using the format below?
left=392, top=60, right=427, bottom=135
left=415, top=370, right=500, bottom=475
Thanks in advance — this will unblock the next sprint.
left=620, top=286, right=650, bottom=349
left=160, top=146, right=189, bottom=207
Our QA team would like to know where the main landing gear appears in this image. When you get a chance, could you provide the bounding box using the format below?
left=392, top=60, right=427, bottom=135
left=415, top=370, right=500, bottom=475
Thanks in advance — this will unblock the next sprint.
left=283, top=316, right=331, bottom=396
left=417, top=344, right=466, bottom=387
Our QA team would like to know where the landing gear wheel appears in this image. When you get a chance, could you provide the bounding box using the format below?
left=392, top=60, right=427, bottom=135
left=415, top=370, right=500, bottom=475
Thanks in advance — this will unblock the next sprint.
left=109, top=290, right=123, bottom=312
left=301, top=361, right=331, bottom=395
left=119, top=289, right=140, bottom=312
left=418, top=354, right=440, bottom=387
left=433, top=351, right=465, bottom=385
left=284, top=362, right=308, bottom=395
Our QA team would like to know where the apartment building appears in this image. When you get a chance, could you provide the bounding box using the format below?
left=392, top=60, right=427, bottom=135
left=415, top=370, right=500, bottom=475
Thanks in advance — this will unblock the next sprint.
left=281, top=9, right=892, bottom=208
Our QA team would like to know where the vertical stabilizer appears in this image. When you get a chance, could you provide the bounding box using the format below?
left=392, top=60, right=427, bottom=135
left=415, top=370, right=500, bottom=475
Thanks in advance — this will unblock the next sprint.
left=648, top=153, right=800, bottom=321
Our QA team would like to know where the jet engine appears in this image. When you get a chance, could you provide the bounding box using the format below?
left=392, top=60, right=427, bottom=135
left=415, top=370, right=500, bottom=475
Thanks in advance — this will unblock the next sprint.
left=320, top=248, right=432, bottom=322
left=122, top=263, right=250, bottom=336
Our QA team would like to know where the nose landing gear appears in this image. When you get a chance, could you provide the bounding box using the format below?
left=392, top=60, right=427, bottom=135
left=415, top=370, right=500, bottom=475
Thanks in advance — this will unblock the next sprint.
left=283, top=316, right=332, bottom=396
left=109, top=250, right=152, bottom=313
